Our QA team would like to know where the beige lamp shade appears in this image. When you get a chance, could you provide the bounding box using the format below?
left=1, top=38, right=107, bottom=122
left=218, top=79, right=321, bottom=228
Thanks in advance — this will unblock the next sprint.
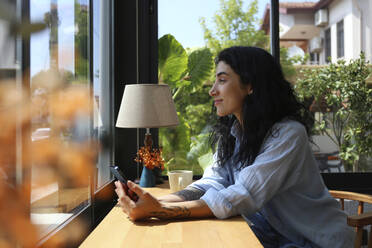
left=116, top=84, right=179, bottom=128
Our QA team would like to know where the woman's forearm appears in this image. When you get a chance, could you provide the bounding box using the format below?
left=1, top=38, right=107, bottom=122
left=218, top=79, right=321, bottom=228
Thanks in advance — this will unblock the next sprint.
left=157, top=194, right=185, bottom=202
left=150, top=199, right=214, bottom=219
left=115, top=180, right=213, bottom=221
left=157, top=187, right=206, bottom=203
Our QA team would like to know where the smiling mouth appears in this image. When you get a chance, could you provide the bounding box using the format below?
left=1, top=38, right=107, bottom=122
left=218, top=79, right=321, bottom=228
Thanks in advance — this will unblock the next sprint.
left=214, top=99, right=223, bottom=105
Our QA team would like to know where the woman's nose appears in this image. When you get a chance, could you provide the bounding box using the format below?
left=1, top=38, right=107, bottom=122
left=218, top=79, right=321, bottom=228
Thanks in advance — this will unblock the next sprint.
left=209, top=84, right=217, bottom=96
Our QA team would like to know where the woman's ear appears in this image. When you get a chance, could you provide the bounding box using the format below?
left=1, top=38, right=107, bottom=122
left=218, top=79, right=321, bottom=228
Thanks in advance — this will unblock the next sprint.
left=247, top=84, right=253, bottom=95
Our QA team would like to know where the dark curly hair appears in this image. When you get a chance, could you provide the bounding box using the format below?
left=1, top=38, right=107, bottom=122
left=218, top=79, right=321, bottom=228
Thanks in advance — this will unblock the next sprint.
left=210, top=46, right=313, bottom=169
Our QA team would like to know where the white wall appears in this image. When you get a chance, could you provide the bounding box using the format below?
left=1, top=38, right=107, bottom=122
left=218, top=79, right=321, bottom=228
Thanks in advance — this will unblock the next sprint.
left=319, top=0, right=372, bottom=64
left=311, top=135, right=339, bottom=153
left=279, top=0, right=371, bottom=64
left=357, top=0, right=372, bottom=62
left=344, top=12, right=361, bottom=61
left=329, top=0, right=351, bottom=62
left=328, top=0, right=350, bottom=24
left=279, top=13, right=294, bottom=37
left=293, top=13, right=314, bottom=25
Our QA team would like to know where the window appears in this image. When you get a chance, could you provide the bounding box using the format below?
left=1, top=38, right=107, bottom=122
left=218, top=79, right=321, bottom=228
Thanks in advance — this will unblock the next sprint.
left=29, top=0, right=91, bottom=239
left=325, top=28, right=331, bottom=63
left=337, top=20, right=344, bottom=58
left=158, top=0, right=215, bottom=177
left=0, top=0, right=117, bottom=246
left=310, top=52, right=319, bottom=65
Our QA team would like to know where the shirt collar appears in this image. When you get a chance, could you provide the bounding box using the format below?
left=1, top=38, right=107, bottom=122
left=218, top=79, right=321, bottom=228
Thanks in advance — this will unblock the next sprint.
left=230, top=120, right=242, bottom=141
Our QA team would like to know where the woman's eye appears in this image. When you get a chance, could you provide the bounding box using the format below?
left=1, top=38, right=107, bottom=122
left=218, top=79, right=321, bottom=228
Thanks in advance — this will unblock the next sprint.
left=219, top=78, right=226, bottom=83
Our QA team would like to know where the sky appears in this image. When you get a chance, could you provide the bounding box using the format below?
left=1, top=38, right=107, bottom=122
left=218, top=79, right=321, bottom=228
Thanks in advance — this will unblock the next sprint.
left=30, top=0, right=78, bottom=77
left=159, top=0, right=317, bottom=49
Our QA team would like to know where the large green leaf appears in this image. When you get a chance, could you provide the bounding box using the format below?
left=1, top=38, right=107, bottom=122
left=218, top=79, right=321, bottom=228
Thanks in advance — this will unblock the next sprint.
left=197, top=151, right=213, bottom=172
left=187, top=132, right=211, bottom=162
left=187, top=48, right=214, bottom=91
left=158, top=34, right=188, bottom=84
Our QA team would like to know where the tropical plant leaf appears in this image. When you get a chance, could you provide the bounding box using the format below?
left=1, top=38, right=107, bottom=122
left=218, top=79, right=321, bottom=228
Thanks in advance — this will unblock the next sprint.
left=187, top=48, right=214, bottom=91
left=158, top=34, right=188, bottom=84
left=197, top=151, right=213, bottom=172
left=160, top=113, right=191, bottom=158
left=187, top=132, right=210, bottom=162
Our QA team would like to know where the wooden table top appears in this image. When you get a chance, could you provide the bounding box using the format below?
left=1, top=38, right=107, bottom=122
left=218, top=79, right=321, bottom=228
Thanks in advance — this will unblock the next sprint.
left=80, top=183, right=262, bottom=248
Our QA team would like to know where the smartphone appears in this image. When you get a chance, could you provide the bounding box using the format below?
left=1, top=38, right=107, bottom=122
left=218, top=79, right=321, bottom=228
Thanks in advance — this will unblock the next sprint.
left=110, top=165, right=138, bottom=202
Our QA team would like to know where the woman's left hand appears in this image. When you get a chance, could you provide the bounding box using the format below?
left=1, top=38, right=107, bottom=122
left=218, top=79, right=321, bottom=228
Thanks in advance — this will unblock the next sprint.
left=114, top=180, right=162, bottom=221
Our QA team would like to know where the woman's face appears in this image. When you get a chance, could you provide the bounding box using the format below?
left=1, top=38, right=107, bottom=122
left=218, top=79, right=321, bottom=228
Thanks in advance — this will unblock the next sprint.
left=209, top=61, right=252, bottom=123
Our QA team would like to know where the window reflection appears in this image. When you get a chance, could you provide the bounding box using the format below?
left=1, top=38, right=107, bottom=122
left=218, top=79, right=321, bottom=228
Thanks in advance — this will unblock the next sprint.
left=93, top=0, right=113, bottom=189
left=30, top=0, right=91, bottom=238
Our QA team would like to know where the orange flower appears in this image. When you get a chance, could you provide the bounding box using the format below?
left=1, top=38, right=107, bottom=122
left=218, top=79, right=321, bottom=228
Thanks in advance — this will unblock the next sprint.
left=134, top=146, right=165, bottom=170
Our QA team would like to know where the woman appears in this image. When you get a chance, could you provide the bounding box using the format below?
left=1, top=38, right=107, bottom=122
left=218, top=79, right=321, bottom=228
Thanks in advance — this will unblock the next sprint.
left=115, top=46, right=354, bottom=247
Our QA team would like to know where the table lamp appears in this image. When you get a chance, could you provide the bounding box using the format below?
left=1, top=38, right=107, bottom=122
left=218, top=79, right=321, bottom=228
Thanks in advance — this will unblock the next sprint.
left=115, top=84, right=179, bottom=186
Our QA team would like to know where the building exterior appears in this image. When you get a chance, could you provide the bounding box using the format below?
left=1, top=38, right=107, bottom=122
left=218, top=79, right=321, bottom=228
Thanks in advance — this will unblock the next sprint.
left=261, top=0, right=372, bottom=65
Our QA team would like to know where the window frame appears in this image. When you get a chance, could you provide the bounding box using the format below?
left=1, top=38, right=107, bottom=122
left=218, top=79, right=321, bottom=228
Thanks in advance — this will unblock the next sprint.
left=114, top=0, right=158, bottom=182
left=310, top=52, right=320, bottom=65
left=27, top=0, right=115, bottom=245
left=39, top=1, right=160, bottom=244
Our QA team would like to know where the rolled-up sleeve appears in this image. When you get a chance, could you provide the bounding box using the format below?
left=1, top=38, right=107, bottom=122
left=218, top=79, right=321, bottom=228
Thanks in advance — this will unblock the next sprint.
left=199, top=123, right=308, bottom=219
left=188, top=153, right=231, bottom=193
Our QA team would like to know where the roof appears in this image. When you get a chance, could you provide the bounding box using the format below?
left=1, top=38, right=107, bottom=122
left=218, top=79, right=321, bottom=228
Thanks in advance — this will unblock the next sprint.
left=280, top=2, right=316, bottom=7
left=260, top=0, right=334, bottom=32
left=279, top=2, right=317, bottom=13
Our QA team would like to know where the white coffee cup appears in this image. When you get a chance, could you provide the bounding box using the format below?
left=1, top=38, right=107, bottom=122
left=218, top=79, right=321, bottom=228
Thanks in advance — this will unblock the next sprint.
left=168, top=170, right=193, bottom=192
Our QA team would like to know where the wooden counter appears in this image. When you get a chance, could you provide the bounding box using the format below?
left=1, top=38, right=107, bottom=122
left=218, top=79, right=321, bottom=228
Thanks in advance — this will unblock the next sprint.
left=80, top=183, right=262, bottom=248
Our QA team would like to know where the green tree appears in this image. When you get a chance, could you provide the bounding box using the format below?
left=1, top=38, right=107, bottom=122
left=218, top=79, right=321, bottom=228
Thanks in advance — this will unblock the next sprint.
left=200, top=0, right=267, bottom=55
left=74, top=1, right=89, bottom=79
left=200, top=0, right=302, bottom=79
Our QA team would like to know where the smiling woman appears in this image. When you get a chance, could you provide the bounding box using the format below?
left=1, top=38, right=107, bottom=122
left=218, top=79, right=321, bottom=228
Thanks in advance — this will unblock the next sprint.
left=115, top=46, right=355, bottom=248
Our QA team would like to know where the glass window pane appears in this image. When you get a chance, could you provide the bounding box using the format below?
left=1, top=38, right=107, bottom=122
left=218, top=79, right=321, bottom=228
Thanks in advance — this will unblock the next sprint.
left=325, top=28, right=331, bottom=62
left=0, top=0, right=32, bottom=246
left=158, top=1, right=217, bottom=177
left=0, top=0, right=22, bottom=196
left=30, top=0, right=91, bottom=239
left=337, top=20, right=344, bottom=58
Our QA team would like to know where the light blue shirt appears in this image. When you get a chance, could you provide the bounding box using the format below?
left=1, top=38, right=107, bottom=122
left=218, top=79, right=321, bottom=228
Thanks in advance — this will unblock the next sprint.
left=189, top=120, right=354, bottom=248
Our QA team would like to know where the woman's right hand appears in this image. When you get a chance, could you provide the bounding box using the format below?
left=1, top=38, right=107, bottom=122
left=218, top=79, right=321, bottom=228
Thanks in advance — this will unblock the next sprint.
left=114, top=180, right=162, bottom=221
